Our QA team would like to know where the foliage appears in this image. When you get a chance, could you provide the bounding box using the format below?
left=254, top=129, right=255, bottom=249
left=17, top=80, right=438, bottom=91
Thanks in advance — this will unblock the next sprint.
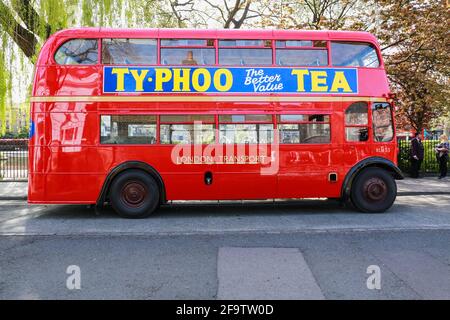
left=0, top=128, right=29, bottom=138
left=367, top=0, right=450, bottom=134
left=0, top=32, right=8, bottom=136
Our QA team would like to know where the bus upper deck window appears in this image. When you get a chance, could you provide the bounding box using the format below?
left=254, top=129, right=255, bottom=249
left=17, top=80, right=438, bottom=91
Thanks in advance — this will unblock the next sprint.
left=218, top=39, right=272, bottom=66
left=331, top=42, right=380, bottom=68
left=276, top=49, right=327, bottom=66
left=160, top=39, right=215, bottom=65
left=102, top=39, right=157, bottom=65
left=275, top=40, right=328, bottom=66
left=54, top=39, right=98, bottom=65
left=160, top=48, right=215, bottom=65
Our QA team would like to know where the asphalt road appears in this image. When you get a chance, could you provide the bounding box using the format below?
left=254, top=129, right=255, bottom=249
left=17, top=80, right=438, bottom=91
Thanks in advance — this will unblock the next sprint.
left=1, top=195, right=450, bottom=299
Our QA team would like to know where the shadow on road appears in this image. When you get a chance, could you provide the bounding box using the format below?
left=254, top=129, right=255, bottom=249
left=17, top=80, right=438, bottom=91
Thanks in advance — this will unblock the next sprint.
left=33, top=198, right=359, bottom=220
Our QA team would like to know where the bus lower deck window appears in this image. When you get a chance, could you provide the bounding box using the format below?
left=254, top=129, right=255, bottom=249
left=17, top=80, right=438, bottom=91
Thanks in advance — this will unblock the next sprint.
left=159, top=115, right=215, bottom=144
left=100, top=115, right=157, bottom=144
left=277, top=114, right=330, bottom=144
left=218, top=114, right=274, bottom=144
left=345, top=102, right=369, bottom=142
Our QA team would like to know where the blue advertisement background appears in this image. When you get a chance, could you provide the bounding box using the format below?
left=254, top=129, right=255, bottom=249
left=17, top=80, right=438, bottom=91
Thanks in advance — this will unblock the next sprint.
left=103, top=67, right=358, bottom=94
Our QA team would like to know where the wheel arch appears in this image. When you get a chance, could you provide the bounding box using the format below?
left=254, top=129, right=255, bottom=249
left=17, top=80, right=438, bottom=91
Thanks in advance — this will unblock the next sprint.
left=341, top=157, right=404, bottom=201
left=96, top=161, right=166, bottom=207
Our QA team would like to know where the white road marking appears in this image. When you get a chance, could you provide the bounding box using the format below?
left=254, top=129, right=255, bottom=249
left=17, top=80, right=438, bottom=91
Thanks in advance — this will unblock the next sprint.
left=217, top=247, right=325, bottom=300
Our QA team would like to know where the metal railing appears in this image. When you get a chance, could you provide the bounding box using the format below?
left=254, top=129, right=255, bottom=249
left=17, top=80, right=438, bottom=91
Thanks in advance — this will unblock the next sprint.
left=0, top=139, right=28, bottom=181
left=397, top=139, right=440, bottom=174
left=0, top=138, right=441, bottom=180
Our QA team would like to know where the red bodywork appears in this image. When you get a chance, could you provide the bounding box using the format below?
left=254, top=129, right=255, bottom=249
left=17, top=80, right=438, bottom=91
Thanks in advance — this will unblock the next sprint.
left=28, top=28, right=397, bottom=204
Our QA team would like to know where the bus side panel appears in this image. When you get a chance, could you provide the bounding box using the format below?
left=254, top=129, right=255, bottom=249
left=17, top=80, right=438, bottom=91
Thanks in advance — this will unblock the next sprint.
left=103, top=145, right=223, bottom=201
left=33, top=65, right=101, bottom=96
left=36, top=102, right=102, bottom=203
left=43, top=174, right=104, bottom=203
left=28, top=173, right=46, bottom=203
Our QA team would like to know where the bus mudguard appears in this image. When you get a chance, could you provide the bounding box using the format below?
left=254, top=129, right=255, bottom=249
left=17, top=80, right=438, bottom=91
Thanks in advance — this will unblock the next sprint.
left=96, top=161, right=166, bottom=208
left=341, top=157, right=404, bottom=200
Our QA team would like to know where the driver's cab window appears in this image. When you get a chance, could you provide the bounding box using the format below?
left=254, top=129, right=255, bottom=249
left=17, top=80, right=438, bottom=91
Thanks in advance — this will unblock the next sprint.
left=372, top=103, right=394, bottom=142
left=345, top=102, right=369, bottom=142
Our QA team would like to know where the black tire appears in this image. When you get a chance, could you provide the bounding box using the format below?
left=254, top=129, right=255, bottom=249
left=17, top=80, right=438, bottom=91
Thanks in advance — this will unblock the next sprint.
left=344, top=196, right=357, bottom=211
left=350, top=167, right=397, bottom=213
left=109, top=169, right=160, bottom=218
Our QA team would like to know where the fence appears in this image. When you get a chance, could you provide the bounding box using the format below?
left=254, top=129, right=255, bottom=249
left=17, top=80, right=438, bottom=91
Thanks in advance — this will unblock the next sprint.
left=397, top=139, right=440, bottom=174
left=0, top=139, right=28, bottom=181
left=0, top=138, right=441, bottom=180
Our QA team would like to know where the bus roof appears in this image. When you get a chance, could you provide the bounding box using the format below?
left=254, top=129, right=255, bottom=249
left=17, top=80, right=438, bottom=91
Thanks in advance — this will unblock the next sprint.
left=49, top=27, right=379, bottom=43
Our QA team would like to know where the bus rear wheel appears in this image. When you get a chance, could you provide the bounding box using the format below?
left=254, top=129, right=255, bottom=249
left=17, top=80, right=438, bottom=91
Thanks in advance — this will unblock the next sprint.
left=350, top=167, right=396, bottom=213
left=109, top=169, right=160, bottom=218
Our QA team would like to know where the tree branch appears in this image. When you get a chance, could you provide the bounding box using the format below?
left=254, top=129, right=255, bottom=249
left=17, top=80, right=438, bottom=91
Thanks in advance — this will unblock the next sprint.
left=0, top=0, right=38, bottom=58
left=12, top=0, right=51, bottom=39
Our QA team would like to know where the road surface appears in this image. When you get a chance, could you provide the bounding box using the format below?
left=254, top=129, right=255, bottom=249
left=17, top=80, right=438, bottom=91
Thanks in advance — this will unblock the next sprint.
left=0, top=195, right=450, bottom=299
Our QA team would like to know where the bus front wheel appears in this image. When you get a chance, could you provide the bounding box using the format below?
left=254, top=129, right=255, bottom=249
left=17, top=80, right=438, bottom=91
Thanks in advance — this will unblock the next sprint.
left=109, top=169, right=160, bottom=218
left=350, top=167, right=397, bottom=213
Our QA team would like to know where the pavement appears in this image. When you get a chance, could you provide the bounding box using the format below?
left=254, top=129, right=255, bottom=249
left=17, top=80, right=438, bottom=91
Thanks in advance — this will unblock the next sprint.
left=0, top=176, right=448, bottom=201
left=0, top=181, right=28, bottom=200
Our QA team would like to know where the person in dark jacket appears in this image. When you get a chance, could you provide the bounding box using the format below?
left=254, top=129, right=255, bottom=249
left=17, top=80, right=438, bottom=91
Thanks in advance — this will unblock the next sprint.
left=410, top=132, right=424, bottom=178
left=435, top=134, right=449, bottom=179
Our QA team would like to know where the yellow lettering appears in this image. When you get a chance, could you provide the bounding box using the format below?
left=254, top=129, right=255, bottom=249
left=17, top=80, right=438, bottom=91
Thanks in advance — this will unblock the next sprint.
left=130, top=69, right=149, bottom=92
left=192, top=68, right=211, bottom=92
left=311, top=71, right=328, bottom=92
left=172, top=68, right=191, bottom=92
left=155, top=68, right=173, bottom=91
left=214, top=69, right=233, bottom=92
left=330, top=71, right=352, bottom=93
left=291, top=69, right=309, bottom=92
left=111, top=67, right=129, bottom=92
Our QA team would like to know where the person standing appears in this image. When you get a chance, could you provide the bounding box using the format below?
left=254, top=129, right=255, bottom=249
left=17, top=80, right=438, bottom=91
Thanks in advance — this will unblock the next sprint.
left=435, top=134, right=449, bottom=179
left=410, top=132, right=424, bottom=178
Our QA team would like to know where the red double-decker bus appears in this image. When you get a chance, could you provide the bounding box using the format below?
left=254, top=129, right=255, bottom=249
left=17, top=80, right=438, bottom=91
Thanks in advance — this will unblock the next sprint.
left=28, top=28, right=403, bottom=218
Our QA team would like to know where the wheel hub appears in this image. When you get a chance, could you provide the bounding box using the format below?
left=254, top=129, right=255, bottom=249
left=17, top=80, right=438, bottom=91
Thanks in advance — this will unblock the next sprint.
left=121, top=181, right=147, bottom=207
left=363, top=177, right=387, bottom=202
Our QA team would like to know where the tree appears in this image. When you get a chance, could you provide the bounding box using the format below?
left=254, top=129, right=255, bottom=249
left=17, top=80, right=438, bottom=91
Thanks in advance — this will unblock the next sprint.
left=255, top=0, right=449, bottom=133
left=253, top=0, right=364, bottom=30
left=0, top=0, right=174, bottom=136
left=370, top=0, right=450, bottom=133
